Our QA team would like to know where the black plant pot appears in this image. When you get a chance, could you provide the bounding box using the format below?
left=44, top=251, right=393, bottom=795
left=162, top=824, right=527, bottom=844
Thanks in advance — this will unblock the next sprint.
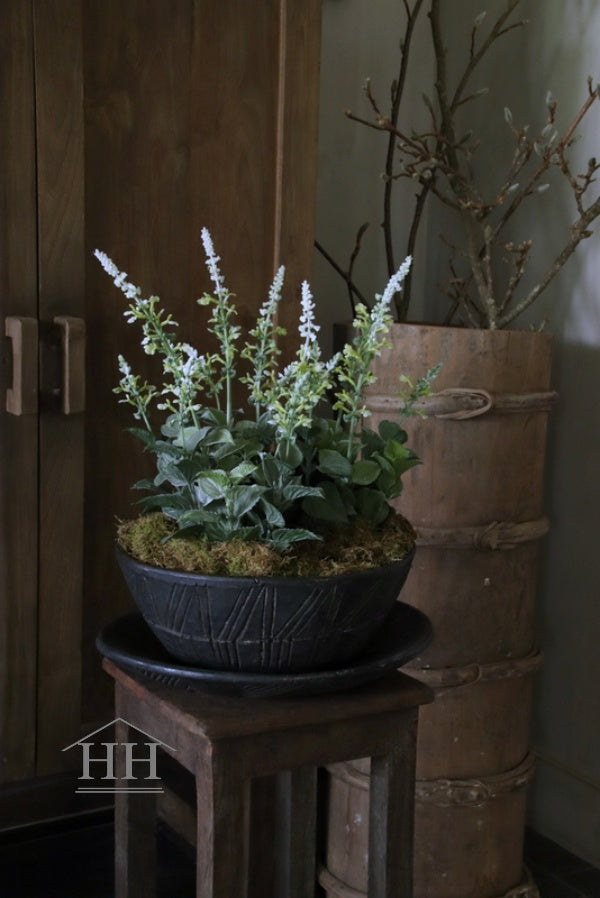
left=115, top=544, right=415, bottom=674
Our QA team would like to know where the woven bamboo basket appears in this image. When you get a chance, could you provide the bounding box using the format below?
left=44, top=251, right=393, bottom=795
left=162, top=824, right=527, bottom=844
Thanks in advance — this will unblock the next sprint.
left=322, top=323, right=554, bottom=898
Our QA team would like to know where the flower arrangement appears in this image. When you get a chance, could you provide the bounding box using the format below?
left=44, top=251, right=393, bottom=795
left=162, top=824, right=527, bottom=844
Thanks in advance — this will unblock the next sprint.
left=95, top=229, right=429, bottom=576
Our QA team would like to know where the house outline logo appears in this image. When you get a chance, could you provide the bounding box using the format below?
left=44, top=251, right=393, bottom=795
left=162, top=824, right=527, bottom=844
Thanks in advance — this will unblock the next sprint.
left=62, top=717, right=175, bottom=795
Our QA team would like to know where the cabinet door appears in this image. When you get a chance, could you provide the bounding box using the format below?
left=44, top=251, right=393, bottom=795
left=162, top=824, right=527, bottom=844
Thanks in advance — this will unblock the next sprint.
left=0, top=0, right=321, bottom=788
left=0, top=0, right=39, bottom=784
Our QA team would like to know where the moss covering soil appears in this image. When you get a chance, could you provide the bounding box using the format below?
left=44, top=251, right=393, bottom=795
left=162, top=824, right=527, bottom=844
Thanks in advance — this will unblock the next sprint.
left=117, top=512, right=416, bottom=578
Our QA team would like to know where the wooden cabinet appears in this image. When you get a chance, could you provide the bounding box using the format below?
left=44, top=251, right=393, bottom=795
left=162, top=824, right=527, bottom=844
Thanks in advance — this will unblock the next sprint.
left=0, top=0, right=321, bottom=822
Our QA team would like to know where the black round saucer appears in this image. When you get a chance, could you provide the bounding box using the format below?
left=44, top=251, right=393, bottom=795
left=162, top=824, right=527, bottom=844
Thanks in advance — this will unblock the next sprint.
left=96, top=602, right=433, bottom=699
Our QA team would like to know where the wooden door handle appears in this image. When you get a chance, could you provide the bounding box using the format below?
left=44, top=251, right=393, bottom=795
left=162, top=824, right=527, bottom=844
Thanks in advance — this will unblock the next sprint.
left=54, top=316, right=85, bottom=414
left=5, top=316, right=39, bottom=415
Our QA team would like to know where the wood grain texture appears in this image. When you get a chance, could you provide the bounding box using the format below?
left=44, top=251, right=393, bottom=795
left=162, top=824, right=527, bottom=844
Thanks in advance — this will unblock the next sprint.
left=273, top=0, right=323, bottom=360
left=4, top=317, right=39, bottom=415
left=0, top=0, right=323, bottom=799
left=107, top=661, right=430, bottom=898
left=114, top=718, right=158, bottom=898
left=80, top=0, right=280, bottom=722
left=275, top=767, right=318, bottom=898
left=340, top=321, right=554, bottom=898
left=0, top=0, right=39, bottom=783
left=369, top=717, right=418, bottom=898
left=34, top=0, right=86, bottom=774
left=105, top=661, right=432, bottom=748
left=195, top=746, right=251, bottom=898
left=80, top=0, right=323, bottom=727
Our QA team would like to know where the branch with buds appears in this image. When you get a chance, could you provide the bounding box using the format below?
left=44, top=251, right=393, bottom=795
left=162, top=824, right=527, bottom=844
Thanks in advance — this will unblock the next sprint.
left=318, top=0, right=600, bottom=329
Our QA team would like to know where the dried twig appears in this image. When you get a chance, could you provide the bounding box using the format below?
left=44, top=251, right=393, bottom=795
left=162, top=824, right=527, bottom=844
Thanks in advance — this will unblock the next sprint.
left=314, top=238, right=370, bottom=316
left=318, top=0, right=600, bottom=329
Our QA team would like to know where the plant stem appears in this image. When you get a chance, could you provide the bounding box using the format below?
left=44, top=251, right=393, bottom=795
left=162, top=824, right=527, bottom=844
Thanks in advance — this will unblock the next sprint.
left=226, top=369, right=233, bottom=428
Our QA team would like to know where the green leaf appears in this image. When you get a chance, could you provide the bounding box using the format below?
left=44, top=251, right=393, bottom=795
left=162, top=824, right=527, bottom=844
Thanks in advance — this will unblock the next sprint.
left=336, top=479, right=357, bottom=515
left=378, top=419, right=408, bottom=444
left=232, top=438, right=264, bottom=458
left=136, top=493, right=191, bottom=510
left=228, top=525, right=263, bottom=541
left=229, top=484, right=264, bottom=520
left=259, top=498, right=286, bottom=528
left=371, top=443, right=421, bottom=498
left=153, top=439, right=186, bottom=457
left=132, top=478, right=156, bottom=490
left=392, top=454, right=421, bottom=477
left=161, top=523, right=204, bottom=543
left=126, top=427, right=157, bottom=448
left=255, top=456, right=288, bottom=488
left=351, top=459, right=381, bottom=485
left=318, top=449, right=353, bottom=479
left=262, top=456, right=285, bottom=483
left=383, top=439, right=413, bottom=463
left=160, top=419, right=181, bottom=439
left=229, top=461, right=257, bottom=481
left=155, top=457, right=190, bottom=488
left=383, top=442, right=421, bottom=475
left=200, top=520, right=235, bottom=541
left=360, top=428, right=384, bottom=458
left=172, top=426, right=210, bottom=452
left=302, top=481, right=349, bottom=523
left=193, top=471, right=230, bottom=503
left=201, top=407, right=228, bottom=426
left=278, top=440, right=303, bottom=468
left=282, top=483, right=324, bottom=503
left=205, top=427, right=235, bottom=446
left=268, top=528, right=321, bottom=550
left=176, top=508, right=220, bottom=527
left=371, top=452, right=395, bottom=492
left=234, top=419, right=259, bottom=435
left=356, top=488, right=390, bottom=526
left=161, top=506, right=187, bottom=521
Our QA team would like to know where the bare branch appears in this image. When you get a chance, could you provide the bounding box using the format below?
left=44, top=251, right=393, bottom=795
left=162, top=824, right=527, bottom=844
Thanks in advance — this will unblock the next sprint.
left=451, top=2, right=525, bottom=113
left=321, top=1, right=600, bottom=328
left=347, top=223, right=371, bottom=313
left=498, top=195, right=600, bottom=327
left=383, top=0, right=426, bottom=277
left=314, top=240, right=370, bottom=315
left=499, top=240, right=533, bottom=316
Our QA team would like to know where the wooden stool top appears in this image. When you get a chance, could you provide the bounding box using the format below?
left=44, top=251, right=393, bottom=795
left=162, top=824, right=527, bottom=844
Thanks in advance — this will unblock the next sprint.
left=103, top=657, right=433, bottom=741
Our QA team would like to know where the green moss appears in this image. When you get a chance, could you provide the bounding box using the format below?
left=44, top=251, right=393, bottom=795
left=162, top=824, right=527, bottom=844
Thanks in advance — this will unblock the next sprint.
left=117, top=512, right=416, bottom=578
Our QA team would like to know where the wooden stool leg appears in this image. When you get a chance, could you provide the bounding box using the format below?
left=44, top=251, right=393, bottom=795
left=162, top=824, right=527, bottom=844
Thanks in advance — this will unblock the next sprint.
left=368, top=712, right=418, bottom=898
left=195, top=750, right=250, bottom=898
left=114, top=719, right=158, bottom=898
left=275, top=766, right=318, bottom=898
left=248, top=777, right=277, bottom=898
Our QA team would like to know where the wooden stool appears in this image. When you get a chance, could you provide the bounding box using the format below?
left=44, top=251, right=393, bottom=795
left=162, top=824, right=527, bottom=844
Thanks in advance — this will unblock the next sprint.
left=102, top=658, right=432, bottom=898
